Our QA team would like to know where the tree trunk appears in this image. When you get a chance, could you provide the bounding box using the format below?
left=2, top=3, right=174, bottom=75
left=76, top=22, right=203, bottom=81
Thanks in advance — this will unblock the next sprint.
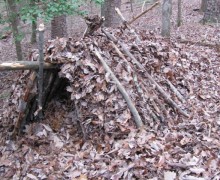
left=101, top=0, right=122, bottom=27
left=31, top=18, right=37, bottom=44
left=51, top=15, right=68, bottom=39
left=161, top=0, right=172, bottom=37
left=31, top=0, right=37, bottom=44
left=6, top=0, right=23, bottom=61
left=200, top=0, right=207, bottom=12
left=177, top=0, right=182, bottom=27
left=203, top=0, right=220, bottom=23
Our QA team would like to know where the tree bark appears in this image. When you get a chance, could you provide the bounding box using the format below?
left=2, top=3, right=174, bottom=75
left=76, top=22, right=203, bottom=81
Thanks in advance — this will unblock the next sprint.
left=51, top=15, right=68, bottom=39
left=31, top=19, right=37, bottom=44
left=200, top=0, right=207, bottom=12
left=30, top=0, right=37, bottom=44
left=203, top=0, right=220, bottom=23
left=177, top=0, right=182, bottom=27
left=6, top=0, right=23, bottom=61
left=101, top=0, right=122, bottom=27
left=161, top=0, right=172, bottom=37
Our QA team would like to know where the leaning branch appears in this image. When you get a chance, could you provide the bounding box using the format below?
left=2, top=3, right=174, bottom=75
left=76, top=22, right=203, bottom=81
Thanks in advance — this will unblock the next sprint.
left=102, top=29, right=190, bottom=118
left=166, top=79, right=186, bottom=103
left=128, top=1, right=160, bottom=25
left=0, top=61, right=56, bottom=71
left=11, top=72, right=37, bottom=139
left=115, top=8, right=141, bottom=43
left=92, top=47, right=144, bottom=128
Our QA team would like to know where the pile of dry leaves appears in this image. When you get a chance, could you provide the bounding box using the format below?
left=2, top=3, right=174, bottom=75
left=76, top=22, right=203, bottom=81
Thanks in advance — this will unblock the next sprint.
left=0, top=26, right=219, bottom=179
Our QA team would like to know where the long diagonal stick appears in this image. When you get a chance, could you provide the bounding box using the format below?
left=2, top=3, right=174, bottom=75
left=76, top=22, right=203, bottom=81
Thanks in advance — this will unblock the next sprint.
left=92, top=47, right=144, bottom=128
left=128, top=1, right=160, bottom=25
left=102, top=29, right=190, bottom=118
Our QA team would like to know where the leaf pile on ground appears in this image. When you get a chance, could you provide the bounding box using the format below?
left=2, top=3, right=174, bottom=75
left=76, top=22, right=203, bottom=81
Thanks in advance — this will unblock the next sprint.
left=0, top=26, right=219, bottom=179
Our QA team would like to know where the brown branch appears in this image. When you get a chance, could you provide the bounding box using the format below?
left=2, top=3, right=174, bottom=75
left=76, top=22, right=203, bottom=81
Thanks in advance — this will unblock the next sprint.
left=110, top=43, right=158, bottom=121
left=115, top=8, right=141, bottom=43
left=128, top=1, right=160, bottom=25
left=102, top=29, right=190, bottom=118
left=92, top=47, right=144, bottom=128
left=11, top=72, right=37, bottom=139
left=110, top=41, right=161, bottom=121
left=180, top=39, right=218, bottom=48
left=141, top=72, right=190, bottom=118
left=166, top=79, right=186, bottom=103
left=37, top=24, right=45, bottom=119
left=102, top=29, right=142, bottom=67
left=0, top=61, right=56, bottom=71
left=139, top=82, right=163, bottom=121
left=75, top=101, right=87, bottom=140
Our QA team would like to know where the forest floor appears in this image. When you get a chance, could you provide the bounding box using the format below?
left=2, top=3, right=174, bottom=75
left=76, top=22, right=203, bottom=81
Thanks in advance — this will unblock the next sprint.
left=0, top=0, right=220, bottom=179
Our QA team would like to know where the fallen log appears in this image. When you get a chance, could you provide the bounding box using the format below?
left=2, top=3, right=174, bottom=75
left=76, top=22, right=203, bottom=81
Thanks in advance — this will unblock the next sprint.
left=0, top=61, right=56, bottom=71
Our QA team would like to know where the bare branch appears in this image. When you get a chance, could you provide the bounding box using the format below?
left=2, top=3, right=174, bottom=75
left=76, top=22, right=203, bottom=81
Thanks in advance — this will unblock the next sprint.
left=92, top=47, right=144, bottom=128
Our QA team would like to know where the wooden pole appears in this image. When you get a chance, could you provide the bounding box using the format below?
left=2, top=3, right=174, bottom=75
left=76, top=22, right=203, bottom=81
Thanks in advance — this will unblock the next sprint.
left=102, top=29, right=190, bottom=118
left=0, top=61, right=56, bottom=71
left=93, top=47, right=144, bottom=128
left=37, top=24, right=45, bottom=119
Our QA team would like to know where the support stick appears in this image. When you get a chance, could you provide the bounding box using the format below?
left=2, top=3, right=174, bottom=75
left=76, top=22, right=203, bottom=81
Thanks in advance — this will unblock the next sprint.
left=92, top=47, right=144, bottom=128
left=37, top=24, right=45, bottom=119
left=0, top=61, right=56, bottom=71
left=102, top=29, right=190, bottom=118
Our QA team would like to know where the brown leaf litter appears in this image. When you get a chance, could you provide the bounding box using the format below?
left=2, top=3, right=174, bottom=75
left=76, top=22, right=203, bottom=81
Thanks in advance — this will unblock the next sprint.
left=0, top=25, right=219, bottom=179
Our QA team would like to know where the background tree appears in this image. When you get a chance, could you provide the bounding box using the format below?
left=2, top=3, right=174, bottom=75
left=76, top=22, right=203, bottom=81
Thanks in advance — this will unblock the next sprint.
left=6, top=0, right=23, bottom=61
left=51, top=15, right=68, bottom=39
left=177, top=0, right=182, bottom=27
left=203, top=0, right=220, bottom=23
left=18, top=0, right=77, bottom=41
left=30, top=0, right=37, bottom=44
left=161, top=0, right=172, bottom=37
left=1, top=0, right=104, bottom=60
left=200, top=0, right=207, bottom=12
left=101, top=0, right=121, bottom=27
